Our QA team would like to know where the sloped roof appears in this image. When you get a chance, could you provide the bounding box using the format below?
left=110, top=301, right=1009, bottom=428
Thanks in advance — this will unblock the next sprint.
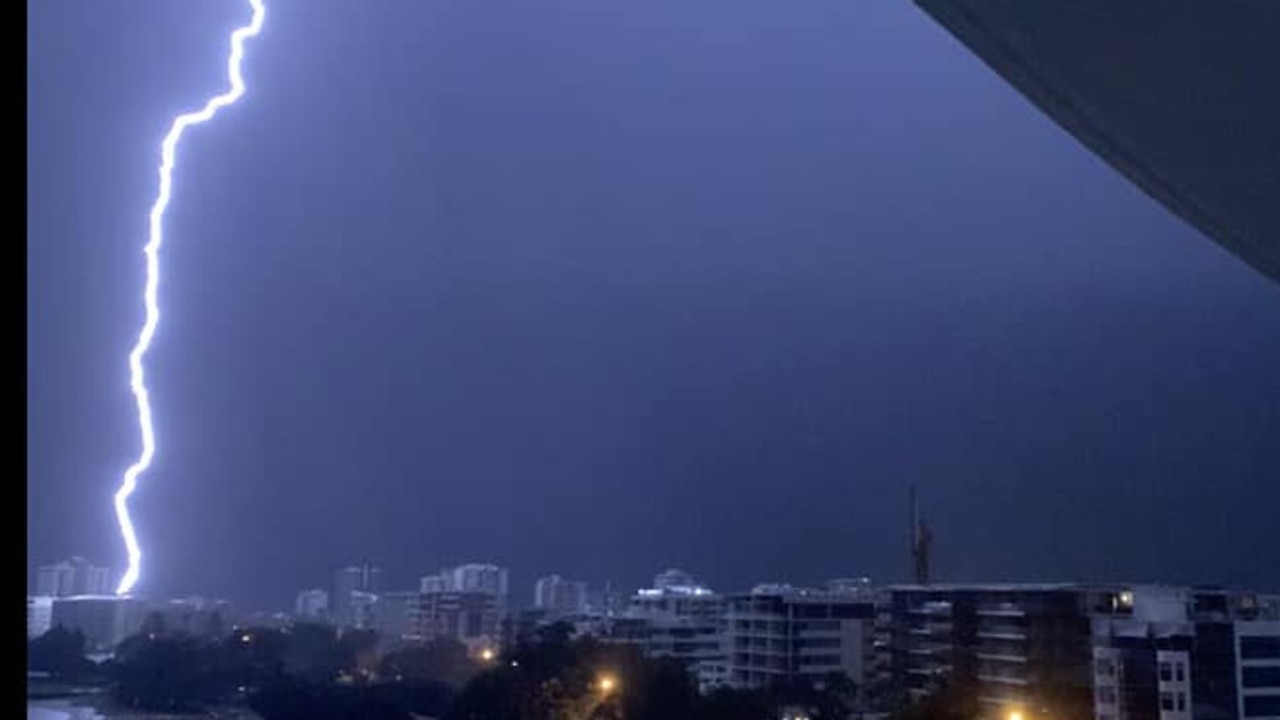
left=915, top=0, right=1280, bottom=283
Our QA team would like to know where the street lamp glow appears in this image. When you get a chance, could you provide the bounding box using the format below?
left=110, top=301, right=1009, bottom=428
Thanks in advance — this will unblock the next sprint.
left=1009, top=711, right=1024, bottom=720
left=598, top=674, right=618, bottom=694
left=480, top=648, right=495, bottom=662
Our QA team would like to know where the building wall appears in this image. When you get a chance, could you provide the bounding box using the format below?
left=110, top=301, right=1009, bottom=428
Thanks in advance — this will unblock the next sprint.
left=1236, top=621, right=1280, bottom=720
left=50, top=597, right=145, bottom=652
left=891, top=584, right=1104, bottom=720
left=28, top=596, right=54, bottom=639
left=725, top=589, right=875, bottom=699
left=35, top=558, right=111, bottom=597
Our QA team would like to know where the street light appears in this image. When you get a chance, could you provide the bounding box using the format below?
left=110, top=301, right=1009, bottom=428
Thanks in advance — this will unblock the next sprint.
left=480, top=648, right=495, bottom=662
left=597, top=674, right=618, bottom=694
left=1008, top=711, right=1023, bottom=720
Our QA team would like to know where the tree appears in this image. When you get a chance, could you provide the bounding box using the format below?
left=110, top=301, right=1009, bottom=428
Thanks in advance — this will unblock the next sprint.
left=380, top=637, right=477, bottom=688
left=28, top=625, right=94, bottom=681
left=888, top=682, right=979, bottom=720
left=281, top=622, right=342, bottom=683
left=112, top=635, right=230, bottom=711
left=697, top=687, right=774, bottom=720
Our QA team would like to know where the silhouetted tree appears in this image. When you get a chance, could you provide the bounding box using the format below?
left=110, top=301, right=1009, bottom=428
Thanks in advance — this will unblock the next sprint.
left=380, top=637, right=477, bottom=688
left=698, top=687, right=774, bottom=720
left=280, top=622, right=342, bottom=683
left=28, top=625, right=94, bottom=681
left=112, top=634, right=229, bottom=711
left=888, top=681, right=979, bottom=720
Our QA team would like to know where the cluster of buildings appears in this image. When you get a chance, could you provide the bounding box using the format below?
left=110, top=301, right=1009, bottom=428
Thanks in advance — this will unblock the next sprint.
left=27, top=557, right=1280, bottom=720
left=27, top=557, right=231, bottom=656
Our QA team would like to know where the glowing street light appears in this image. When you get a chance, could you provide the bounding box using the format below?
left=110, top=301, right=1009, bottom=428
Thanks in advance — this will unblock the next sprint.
left=480, top=648, right=495, bottom=662
left=597, top=674, right=618, bottom=694
left=1008, top=711, right=1024, bottom=720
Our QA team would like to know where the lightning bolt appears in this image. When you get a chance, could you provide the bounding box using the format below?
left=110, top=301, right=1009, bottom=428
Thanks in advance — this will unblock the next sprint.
left=114, top=0, right=266, bottom=597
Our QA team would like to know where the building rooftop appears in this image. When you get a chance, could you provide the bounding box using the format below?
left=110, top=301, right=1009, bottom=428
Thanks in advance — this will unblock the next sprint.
left=915, top=0, right=1280, bottom=284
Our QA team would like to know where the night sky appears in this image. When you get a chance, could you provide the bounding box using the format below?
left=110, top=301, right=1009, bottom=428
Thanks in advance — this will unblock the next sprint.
left=28, top=0, right=1280, bottom=609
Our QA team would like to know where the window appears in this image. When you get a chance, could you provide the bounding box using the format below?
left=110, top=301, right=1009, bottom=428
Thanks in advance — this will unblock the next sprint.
left=1175, top=663, right=1185, bottom=682
left=1244, top=695, right=1280, bottom=718
left=1160, top=692, right=1175, bottom=711
left=1242, top=666, right=1280, bottom=688
left=1159, top=662, right=1173, bottom=682
left=1241, top=637, right=1280, bottom=660
left=1097, top=687, right=1116, bottom=705
left=1096, top=659, right=1115, bottom=678
left=1176, top=693, right=1186, bottom=712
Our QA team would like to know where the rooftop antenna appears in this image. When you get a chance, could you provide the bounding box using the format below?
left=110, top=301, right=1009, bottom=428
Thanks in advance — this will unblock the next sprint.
left=909, top=483, right=933, bottom=585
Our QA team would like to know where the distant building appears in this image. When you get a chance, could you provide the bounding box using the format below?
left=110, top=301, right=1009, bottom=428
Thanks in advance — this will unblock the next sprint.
left=349, top=590, right=378, bottom=630
left=153, top=596, right=231, bottom=638
left=448, top=564, right=510, bottom=596
left=611, top=578, right=727, bottom=692
left=534, top=575, right=589, bottom=617
left=295, top=589, right=329, bottom=621
left=1092, top=585, right=1280, bottom=720
left=373, top=590, right=419, bottom=642
left=420, top=573, right=450, bottom=593
left=332, top=562, right=382, bottom=627
left=653, top=569, right=699, bottom=593
left=35, top=557, right=111, bottom=597
left=28, top=596, right=54, bottom=638
left=414, top=591, right=504, bottom=655
left=725, top=585, right=876, bottom=700
left=50, top=596, right=145, bottom=652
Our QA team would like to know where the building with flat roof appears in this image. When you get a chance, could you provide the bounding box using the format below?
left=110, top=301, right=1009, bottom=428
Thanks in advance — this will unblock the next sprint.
left=49, top=595, right=145, bottom=652
left=725, top=584, right=876, bottom=700
left=889, top=583, right=1114, bottom=720
left=35, top=557, right=111, bottom=597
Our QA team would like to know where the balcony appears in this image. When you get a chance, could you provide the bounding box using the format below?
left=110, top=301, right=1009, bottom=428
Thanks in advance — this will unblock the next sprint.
left=976, top=651, right=1028, bottom=664
left=977, top=673, right=1029, bottom=687
left=977, top=603, right=1026, bottom=618
left=976, top=628, right=1027, bottom=641
left=907, top=602, right=953, bottom=617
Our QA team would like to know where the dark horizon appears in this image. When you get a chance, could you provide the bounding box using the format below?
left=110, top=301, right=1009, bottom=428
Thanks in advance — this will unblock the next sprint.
left=28, top=0, right=1280, bottom=611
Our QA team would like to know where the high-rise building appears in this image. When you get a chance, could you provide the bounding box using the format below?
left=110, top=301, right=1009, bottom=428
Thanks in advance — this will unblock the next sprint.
left=1092, top=585, right=1280, bottom=720
left=725, top=584, right=876, bottom=700
left=449, top=564, right=509, bottom=596
left=295, top=589, right=329, bottom=621
left=332, top=562, right=382, bottom=627
left=34, top=557, right=111, bottom=597
left=534, top=575, right=589, bottom=617
left=414, top=591, right=504, bottom=656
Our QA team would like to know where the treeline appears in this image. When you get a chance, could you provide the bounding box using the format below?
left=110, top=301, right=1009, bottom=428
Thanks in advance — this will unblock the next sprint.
left=29, top=619, right=963, bottom=720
